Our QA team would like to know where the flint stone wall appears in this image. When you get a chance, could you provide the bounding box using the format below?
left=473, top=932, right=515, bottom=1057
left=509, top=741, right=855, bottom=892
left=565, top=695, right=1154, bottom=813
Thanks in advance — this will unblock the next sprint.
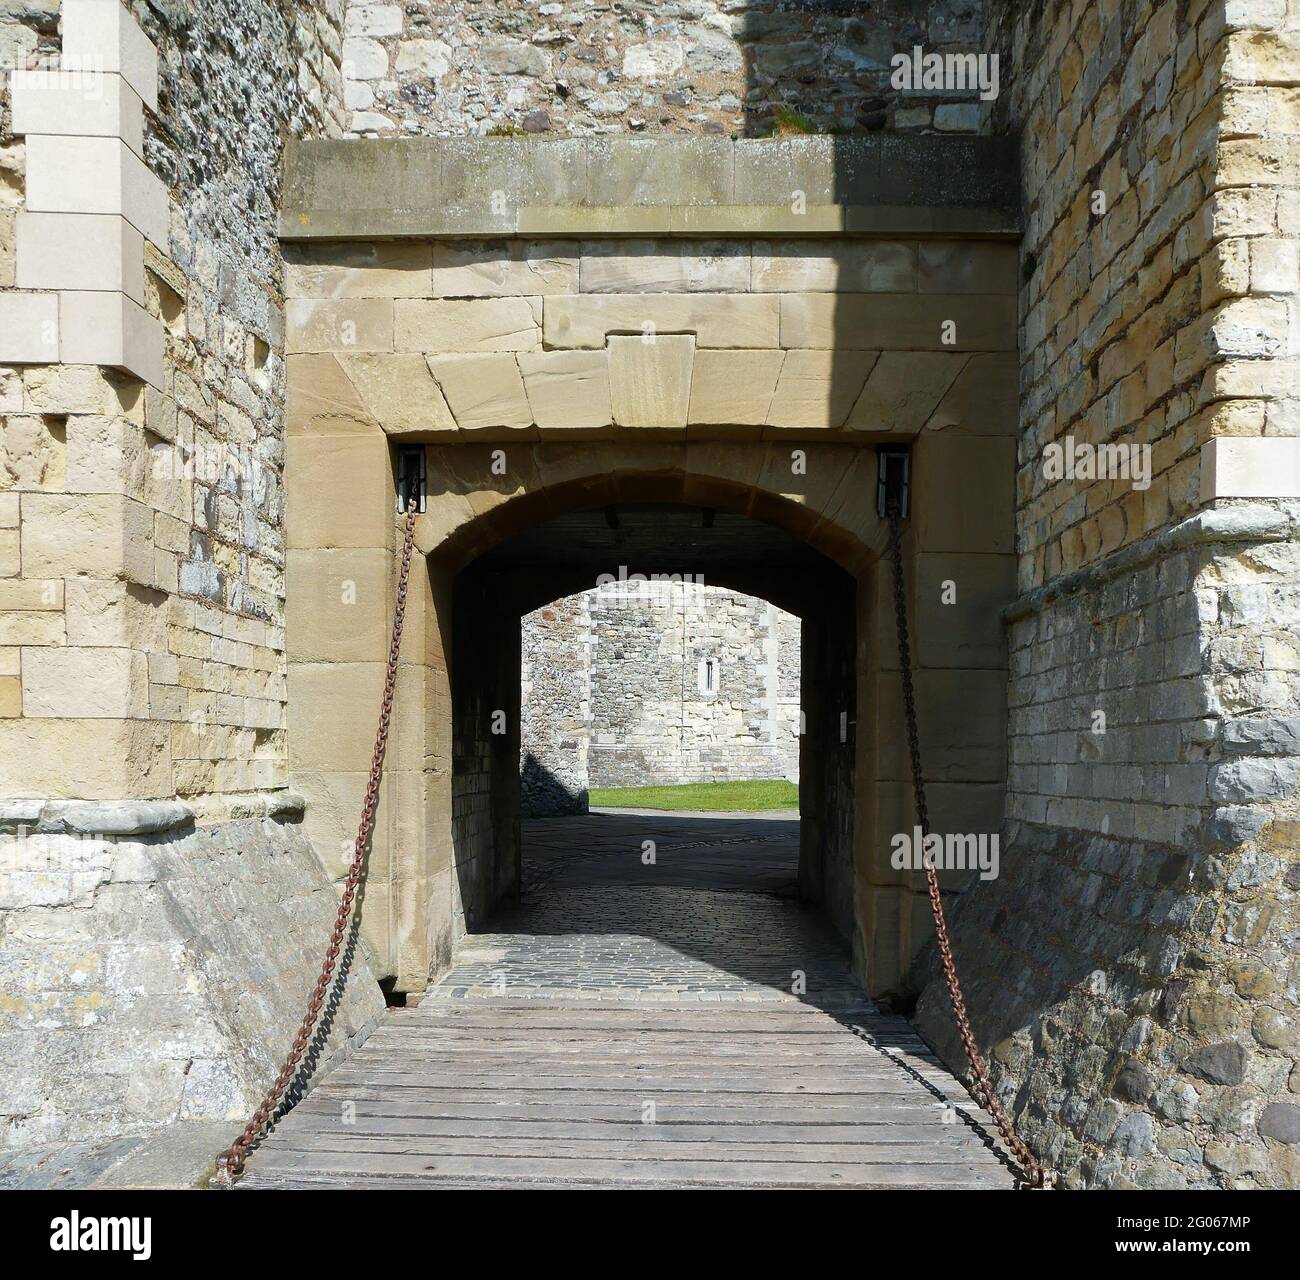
left=340, top=0, right=992, bottom=139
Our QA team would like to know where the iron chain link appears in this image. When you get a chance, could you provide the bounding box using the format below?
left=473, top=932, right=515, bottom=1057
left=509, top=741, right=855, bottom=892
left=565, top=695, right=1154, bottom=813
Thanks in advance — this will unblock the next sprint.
left=213, top=502, right=420, bottom=1185
left=888, top=512, right=1053, bottom=1190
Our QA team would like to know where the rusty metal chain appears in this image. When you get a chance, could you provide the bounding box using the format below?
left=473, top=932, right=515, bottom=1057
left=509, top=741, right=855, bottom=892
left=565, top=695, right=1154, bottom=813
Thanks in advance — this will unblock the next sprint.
left=213, top=499, right=420, bottom=1185
left=887, top=511, right=1053, bottom=1190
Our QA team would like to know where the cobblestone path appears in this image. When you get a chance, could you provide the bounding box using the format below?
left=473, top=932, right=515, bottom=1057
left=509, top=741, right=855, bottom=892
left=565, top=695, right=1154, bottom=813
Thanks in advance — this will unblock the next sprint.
left=240, top=812, right=1015, bottom=1189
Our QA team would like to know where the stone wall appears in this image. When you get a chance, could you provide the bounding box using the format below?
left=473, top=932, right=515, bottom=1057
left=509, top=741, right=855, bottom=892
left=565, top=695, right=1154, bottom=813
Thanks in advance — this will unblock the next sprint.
left=341, top=0, right=992, bottom=138
left=519, top=583, right=800, bottom=812
left=280, top=137, right=1021, bottom=996
left=0, top=3, right=392, bottom=1156
left=520, top=590, right=590, bottom=815
left=913, top=0, right=1300, bottom=1190
left=1, top=1, right=346, bottom=812
left=0, top=807, right=385, bottom=1149
left=588, top=583, right=800, bottom=788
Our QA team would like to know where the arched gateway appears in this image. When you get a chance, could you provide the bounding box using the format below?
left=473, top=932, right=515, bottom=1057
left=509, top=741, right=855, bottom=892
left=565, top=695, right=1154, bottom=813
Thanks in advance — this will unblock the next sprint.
left=281, top=137, right=1018, bottom=1005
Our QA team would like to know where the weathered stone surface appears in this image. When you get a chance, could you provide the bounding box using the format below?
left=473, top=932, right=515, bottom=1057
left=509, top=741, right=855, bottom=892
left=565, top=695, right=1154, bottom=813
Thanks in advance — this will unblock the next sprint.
left=285, top=242, right=432, bottom=299
left=20, top=494, right=153, bottom=584
left=285, top=434, right=391, bottom=550
left=608, top=335, right=695, bottom=430
left=521, top=588, right=801, bottom=805
left=687, top=350, right=784, bottom=426
left=431, top=242, right=576, bottom=297
left=0, top=718, right=171, bottom=801
left=1259, top=1103, right=1300, bottom=1144
left=286, top=354, right=376, bottom=437
left=427, top=353, right=532, bottom=430
left=338, top=353, right=457, bottom=435
left=766, top=349, right=877, bottom=429
left=0, top=818, right=384, bottom=1149
left=778, top=293, right=1017, bottom=351
left=518, top=351, right=611, bottom=430
left=752, top=241, right=916, bottom=293
left=22, top=648, right=149, bottom=718
left=545, top=294, right=780, bottom=350
left=580, top=241, right=750, bottom=293
left=286, top=299, right=394, bottom=353
left=846, top=351, right=969, bottom=433
left=923, top=352, right=1019, bottom=434
left=395, top=298, right=542, bottom=353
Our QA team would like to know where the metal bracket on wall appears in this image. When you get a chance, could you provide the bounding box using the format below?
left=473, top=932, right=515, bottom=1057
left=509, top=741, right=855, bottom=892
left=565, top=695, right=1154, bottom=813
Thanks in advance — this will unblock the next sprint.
left=876, top=445, right=911, bottom=520
left=397, top=446, right=427, bottom=513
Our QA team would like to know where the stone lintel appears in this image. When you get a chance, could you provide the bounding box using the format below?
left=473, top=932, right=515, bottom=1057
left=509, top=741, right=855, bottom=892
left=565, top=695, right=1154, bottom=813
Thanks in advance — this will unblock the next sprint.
left=280, top=136, right=1021, bottom=242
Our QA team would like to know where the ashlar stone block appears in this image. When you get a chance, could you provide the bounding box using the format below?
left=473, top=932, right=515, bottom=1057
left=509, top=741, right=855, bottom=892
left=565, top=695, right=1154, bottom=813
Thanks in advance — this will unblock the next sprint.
left=286, top=548, right=392, bottom=665
left=395, top=297, right=542, bottom=353
left=19, top=213, right=145, bottom=303
left=779, top=293, right=1017, bottom=351
left=286, top=299, right=394, bottom=354
left=59, top=290, right=163, bottom=388
left=846, top=351, right=969, bottom=434
left=23, top=647, right=149, bottom=718
left=545, top=294, right=779, bottom=349
left=580, top=241, right=750, bottom=293
left=285, top=242, right=433, bottom=299
left=286, top=353, right=378, bottom=436
left=62, top=0, right=160, bottom=112
left=608, top=334, right=695, bottom=429
left=518, top=350, right=612, bottom=430
left=766, top=349, right=878, bottom=429
left=431, top=242, right=577, bottom=297
left=924, top=352, right=1019, bottom=435
left=285, top=433, right=392, bottom=550
left=10, top=70, right=145, bottom=158
left=0, top=293, right=60, bottom=365
left=687, top=350, right=784, bottom=426
left=752, top=241, right=917, bottom=292
left=337, top=353, right=457, bottom=435
left=24, top=136, right=167, bottom=251
left=21, top=493, right=154, bottom=583
left=1201, top=436, right=1300, bottom=500
left=428, top=353, right=532, bottom=431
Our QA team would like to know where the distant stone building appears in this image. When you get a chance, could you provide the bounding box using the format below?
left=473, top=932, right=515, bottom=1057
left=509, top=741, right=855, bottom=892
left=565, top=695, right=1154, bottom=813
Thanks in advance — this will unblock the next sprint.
left=521, top=584, right=800, bottom=815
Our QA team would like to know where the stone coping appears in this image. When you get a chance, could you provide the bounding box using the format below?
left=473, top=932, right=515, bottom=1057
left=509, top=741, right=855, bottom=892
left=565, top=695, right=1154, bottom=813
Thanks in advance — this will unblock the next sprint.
left=281, top=136, right=1020, bottom=241
left=1005, top=501, right=1300, bottom=622
left=0, top=790, right=307, bottom=835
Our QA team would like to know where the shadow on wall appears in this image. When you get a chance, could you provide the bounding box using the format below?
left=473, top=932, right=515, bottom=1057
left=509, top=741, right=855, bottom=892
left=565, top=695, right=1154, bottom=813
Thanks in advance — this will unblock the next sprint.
left=520, top=753, right=589, bottom=818
left=736, top=3, right=988, bottom=137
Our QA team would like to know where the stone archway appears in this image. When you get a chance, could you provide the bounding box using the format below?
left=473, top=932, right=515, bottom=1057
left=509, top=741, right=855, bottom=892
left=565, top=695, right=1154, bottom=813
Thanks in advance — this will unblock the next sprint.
left=287, top=437, right=1012, bottom=1002
left=280, top=136, right=1018, bottom=1000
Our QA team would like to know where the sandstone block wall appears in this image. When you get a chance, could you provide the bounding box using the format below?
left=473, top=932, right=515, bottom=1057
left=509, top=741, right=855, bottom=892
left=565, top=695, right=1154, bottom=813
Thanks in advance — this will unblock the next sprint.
left=0, top=1, right=345, bottom=814
left=283, top=234, right=1018, bottom=441
left=914, top=0, right=1300, bottom=1191
left=0, top=3, right=394, bottom=1156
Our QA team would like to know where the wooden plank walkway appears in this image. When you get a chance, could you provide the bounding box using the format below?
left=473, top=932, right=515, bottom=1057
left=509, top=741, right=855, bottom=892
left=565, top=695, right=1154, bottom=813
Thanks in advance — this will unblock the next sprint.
left=239, top=999, right=1015, bottom=1189
left=239, top=813, right=1016, bottom=1189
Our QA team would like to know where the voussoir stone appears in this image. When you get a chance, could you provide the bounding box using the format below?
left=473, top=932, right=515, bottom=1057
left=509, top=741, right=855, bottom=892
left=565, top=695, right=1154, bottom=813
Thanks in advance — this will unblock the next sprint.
left=518, top=350, right=612, bottom=429
left=608, top=334, right=695, bottom=429
left=428, top=353, right=532, bottom=430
